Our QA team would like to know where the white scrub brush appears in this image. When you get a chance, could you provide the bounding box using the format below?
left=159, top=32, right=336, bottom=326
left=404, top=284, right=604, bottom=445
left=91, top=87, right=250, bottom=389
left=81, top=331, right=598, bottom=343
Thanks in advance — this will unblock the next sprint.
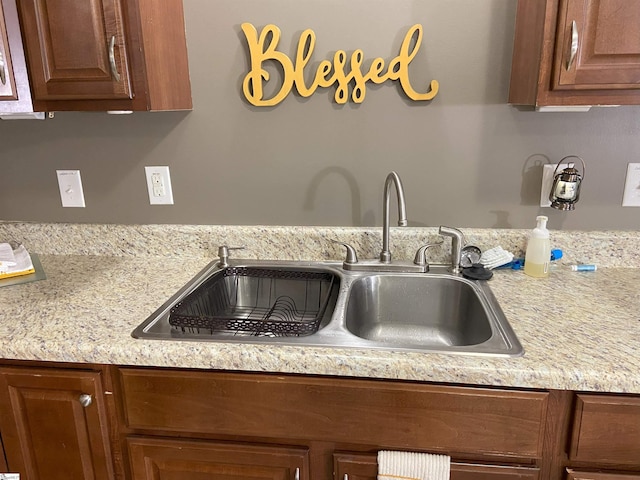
left=480, top=246, right=514, bottom=270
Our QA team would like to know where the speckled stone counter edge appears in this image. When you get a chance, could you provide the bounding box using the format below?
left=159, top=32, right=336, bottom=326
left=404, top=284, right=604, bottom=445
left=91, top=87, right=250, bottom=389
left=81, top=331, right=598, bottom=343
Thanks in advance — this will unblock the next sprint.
left=0, top=222, right=637, bottom=267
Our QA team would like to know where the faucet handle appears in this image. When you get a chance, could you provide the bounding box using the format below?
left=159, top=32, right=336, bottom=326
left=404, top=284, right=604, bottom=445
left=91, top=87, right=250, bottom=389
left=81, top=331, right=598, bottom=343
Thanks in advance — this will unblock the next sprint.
left=438, top=226, right=464, bottom=273
left=217, top=245, right=245, bottom=268
left=331, top=240, right=358, bottom=265
left=413, top=241, right=443, bottom=268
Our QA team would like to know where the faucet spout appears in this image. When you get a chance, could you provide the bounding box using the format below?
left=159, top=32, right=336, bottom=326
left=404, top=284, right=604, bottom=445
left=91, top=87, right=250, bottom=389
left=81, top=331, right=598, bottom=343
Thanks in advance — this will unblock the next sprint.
left=380, top=171, right=407, bottom=263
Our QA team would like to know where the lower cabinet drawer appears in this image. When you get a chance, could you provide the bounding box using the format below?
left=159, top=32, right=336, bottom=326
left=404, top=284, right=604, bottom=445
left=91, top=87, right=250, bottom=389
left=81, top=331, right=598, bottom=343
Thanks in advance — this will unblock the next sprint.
left=334, top=452, right=540, bottom=480
left=569, top=394, right=640, bottom=466
left=128, top=437, right=309, bottom=480
left=120, top=369, right=548, bottom=459
left=567, top=470, right=640, bottom=480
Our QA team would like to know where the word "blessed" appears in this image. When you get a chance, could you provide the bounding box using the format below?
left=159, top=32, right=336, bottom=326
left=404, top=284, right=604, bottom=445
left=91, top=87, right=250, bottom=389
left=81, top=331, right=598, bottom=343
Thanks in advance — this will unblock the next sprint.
left=241, top=23, right=439, bottom=106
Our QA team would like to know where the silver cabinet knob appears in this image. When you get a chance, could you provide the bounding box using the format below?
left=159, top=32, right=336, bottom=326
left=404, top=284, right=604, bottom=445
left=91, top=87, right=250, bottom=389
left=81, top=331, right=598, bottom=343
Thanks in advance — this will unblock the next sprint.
left=79, top=393, right=93, bottom=407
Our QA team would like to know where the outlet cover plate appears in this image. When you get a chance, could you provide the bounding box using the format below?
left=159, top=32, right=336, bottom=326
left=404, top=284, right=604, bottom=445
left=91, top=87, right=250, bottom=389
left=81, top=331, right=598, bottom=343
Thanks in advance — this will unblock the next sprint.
left=540, top=163, right=570, bottom=207
left=145, top=166, right=174, bottom=205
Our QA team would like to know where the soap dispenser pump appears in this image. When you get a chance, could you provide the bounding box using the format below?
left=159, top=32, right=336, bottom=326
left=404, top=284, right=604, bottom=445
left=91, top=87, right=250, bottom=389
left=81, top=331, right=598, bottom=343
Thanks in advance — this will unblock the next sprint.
left=524, top=216, right=550, bottom=278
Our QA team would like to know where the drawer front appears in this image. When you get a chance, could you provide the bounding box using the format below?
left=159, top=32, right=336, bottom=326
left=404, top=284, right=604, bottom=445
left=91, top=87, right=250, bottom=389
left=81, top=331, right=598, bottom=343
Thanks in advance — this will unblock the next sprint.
left=334, top=452, right=540, bottom=480
left=128, top=437, right=309, bottom=480
left=570, top=394, right=640, bottom=465
left=120, top=369, right=548, bottom=458
left=567, top=470, right=640, bottom=480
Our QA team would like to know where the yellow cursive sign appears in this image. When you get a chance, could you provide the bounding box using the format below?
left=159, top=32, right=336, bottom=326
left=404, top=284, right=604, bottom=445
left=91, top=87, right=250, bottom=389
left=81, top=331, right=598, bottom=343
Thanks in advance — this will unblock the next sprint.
left=241, top=23, right=439, bottom=106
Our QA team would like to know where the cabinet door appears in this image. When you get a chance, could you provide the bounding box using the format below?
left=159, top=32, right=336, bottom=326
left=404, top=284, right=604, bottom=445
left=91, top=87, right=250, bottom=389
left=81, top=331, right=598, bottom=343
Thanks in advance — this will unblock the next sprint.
left=128, top=437, right=309, bottom=480
left=17, top=0, right=132, bottom=101
left=0, top=367, right=114, bottom=480
left=0, top=0, right=38, bottom=114
left=569, top=394, right=640, bottom=466
left=555, top=0, right=640, bottom=90
left=334, top=453, right=540, bottom=480
left=0, top=0, right=17, bottom=100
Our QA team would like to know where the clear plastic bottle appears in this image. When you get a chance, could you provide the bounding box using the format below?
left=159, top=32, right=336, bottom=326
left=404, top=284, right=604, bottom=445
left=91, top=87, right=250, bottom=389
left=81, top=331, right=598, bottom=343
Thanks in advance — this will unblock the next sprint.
left=524, top=216, right=550, bottom=278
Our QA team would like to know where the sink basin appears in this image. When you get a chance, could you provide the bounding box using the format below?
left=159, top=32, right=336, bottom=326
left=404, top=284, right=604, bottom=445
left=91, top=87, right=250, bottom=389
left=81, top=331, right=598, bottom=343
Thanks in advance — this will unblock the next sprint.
left=133, top=261, right=523, bottom=357
left=346, top=275, right=493, bottom=347
left=133, top=262, right=341, bottom=340
left=344, top=271, right=522, bottom=355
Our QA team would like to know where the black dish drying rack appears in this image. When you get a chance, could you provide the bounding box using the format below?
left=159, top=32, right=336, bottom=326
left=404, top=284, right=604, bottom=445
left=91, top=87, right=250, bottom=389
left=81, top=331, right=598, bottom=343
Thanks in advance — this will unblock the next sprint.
left=169, top=267, right=337, bottom=337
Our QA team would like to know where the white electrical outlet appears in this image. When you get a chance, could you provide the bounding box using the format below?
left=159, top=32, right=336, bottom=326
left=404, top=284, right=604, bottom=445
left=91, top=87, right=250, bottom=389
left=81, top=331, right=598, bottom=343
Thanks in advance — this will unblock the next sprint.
left=622, top=163, right=640, bottom=207
left=540, top=163, right=570, bottom=207
left=145, top=166, right=174, bottom=205
left=56, top=170, right=86, bottom=208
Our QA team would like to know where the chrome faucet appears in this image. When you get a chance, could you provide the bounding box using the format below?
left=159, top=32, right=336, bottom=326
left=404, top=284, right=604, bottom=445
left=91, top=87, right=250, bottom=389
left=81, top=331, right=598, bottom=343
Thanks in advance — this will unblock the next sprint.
left=439, top=226, right=463, bottom=273
left=380, top=171, right=408, bottom=263
left=333, top=172, right=438, bottom=273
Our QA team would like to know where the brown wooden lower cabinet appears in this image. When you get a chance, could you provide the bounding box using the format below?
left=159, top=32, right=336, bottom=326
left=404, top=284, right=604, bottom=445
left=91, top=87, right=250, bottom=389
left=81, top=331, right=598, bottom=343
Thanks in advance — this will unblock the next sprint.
left=128, top=436, right=309, bottom=480
left=118, top=368, right=552, bottom=479
left=566, top=470, right=640, bottom=480
left=0, top=366, right=114, bottom=480
left=119, top=369, right=549, bottom=459
left=2, top=362, right=640, bottom=480
left=569, top=394, right=640, bottom=466
left=334, top=452, right=540, bottom=480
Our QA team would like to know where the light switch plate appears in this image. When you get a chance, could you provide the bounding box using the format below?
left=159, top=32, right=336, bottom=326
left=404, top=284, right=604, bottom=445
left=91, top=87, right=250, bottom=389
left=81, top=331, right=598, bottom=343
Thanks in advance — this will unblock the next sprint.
left=622, top=163, right=640, bottom=206
left=56, top=170, right=85, bottom=208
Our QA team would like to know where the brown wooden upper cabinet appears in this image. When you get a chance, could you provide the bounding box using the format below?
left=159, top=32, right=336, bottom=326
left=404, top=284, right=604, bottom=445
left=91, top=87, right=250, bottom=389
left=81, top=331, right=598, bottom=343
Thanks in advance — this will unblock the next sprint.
left=509, top=0, right=640, bottom=107
left=0, top=0, right=18, bottom=101
left=0, top=0, right=38, bottom=114
left=16, top=0, right=192, bottom=111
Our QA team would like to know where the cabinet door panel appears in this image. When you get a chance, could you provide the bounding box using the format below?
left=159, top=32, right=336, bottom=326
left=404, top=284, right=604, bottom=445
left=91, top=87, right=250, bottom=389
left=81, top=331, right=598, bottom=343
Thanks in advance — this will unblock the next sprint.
left=334, top=452, right=540, bottom=480
left=555, top=0, right=640, bottom=90
left=0, top=0, right=17, bottom=100
left=18, top=0, right=132, bottom=100
left=120, top=369, right=548, bottom=460
left=0, top=367, right=114, bottom=480
left=128, top=437, right=308, bottom=480
left=569, top=394, right=640, bottom=466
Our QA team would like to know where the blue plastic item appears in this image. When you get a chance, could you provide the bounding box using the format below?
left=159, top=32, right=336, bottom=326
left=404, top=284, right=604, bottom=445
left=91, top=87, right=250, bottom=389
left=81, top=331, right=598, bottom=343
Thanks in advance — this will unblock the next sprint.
left=496, top=249, right=563, bottom=270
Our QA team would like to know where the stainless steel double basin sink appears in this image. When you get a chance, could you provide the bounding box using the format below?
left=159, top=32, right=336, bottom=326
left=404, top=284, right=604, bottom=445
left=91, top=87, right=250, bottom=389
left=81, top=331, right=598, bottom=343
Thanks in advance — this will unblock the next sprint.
left=133, top=260, right=523, bottom=357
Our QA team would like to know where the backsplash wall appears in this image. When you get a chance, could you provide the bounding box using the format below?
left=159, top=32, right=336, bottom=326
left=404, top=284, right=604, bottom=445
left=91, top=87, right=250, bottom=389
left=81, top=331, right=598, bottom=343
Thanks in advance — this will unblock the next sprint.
left=1, top=0, right=639, bottom=230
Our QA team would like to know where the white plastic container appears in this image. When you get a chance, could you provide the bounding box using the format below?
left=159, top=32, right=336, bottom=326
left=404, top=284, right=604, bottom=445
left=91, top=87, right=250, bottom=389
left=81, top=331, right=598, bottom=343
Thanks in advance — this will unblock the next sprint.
left=524, top=215, right=550, bottom=278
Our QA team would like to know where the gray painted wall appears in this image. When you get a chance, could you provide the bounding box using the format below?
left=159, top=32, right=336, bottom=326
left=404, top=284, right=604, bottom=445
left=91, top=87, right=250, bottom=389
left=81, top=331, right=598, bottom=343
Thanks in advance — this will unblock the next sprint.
left=1, top=0, right=639, bottom=230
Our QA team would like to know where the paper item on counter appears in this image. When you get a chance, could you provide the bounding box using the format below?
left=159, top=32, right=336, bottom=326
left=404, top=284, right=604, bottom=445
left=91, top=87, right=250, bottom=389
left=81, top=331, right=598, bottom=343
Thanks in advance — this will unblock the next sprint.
left=0, top=243, right=35, bottom=280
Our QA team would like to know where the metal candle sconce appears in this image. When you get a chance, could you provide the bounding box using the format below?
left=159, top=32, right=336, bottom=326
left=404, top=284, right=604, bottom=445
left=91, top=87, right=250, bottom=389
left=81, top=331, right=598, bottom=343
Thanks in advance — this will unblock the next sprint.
left=549, top=155, right=586, bottom=211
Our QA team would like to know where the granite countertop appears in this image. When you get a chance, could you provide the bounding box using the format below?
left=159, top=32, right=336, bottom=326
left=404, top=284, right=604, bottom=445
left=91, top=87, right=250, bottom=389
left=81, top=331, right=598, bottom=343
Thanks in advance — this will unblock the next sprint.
left=0, top=251, right=638, bottom=394
left=0, top=223, right=638, bottom=394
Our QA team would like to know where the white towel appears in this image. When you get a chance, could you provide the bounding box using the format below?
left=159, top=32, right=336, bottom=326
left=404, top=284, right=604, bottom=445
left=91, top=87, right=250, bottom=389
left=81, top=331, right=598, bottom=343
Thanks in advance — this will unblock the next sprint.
left=378, top=450, right=450, bottom=480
